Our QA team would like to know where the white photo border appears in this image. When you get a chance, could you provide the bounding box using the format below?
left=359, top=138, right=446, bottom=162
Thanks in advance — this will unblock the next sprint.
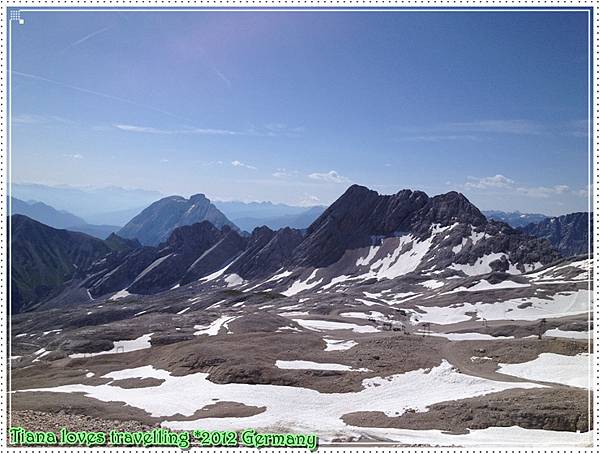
left=1, top=2, right=597, bottom=452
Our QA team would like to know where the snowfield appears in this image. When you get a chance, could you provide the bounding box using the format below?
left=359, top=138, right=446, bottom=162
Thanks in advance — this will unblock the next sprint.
left=543, top=328, right=591, bottom=340
left=412, top=289, right=591, bottom=325
left=497, top=353, right=591, bottom=389
left=20, top=360, right=556, bottom=444
left=292, top=319, right=379, bottom=333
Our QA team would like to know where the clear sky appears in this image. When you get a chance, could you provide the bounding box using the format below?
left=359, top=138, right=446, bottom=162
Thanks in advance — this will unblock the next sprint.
left=10, top=10, right=590, bottom=215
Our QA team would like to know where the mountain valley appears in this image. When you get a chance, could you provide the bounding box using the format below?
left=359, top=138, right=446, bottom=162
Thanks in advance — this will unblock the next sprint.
left=9, top=184, right=593, bottom=447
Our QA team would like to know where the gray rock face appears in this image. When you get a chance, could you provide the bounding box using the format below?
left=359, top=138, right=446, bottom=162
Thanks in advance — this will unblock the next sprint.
left=86, top=247, right=158, bottom=297
left=10, top=215, right=112, bottom=313
left=115, top=222, right=228, bottom=294
left=293, top=185, right=488, bottom=268
left=181, top=229, right=248, bottom=285
left=117, top=194, right=238, bottom=246
left=230, top=227, right=304, bottom=279
left=520, top=212, right=592, bottom=257
left=433, top=220, right=561, bottom=274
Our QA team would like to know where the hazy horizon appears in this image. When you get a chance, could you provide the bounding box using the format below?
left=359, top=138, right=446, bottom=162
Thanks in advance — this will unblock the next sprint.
left=10, top=180, right=590, bottom=218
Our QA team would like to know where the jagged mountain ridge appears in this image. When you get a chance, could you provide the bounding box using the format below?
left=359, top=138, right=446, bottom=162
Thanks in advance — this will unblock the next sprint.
left=118, top=193, right=238, bottom=246
left=520, top=212, right=592, bottom=257
left=73, top=185, right=561, bottom=299
left=293, top=186, right=488, bottom=268
left=11, top=185, right=578, bottom=308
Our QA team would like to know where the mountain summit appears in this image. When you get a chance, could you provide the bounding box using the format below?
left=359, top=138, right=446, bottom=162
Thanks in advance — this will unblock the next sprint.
left=11, top=185, right=572, bottom=307
left=117, top=194, right=238, bottom=246
left=292, top=185, right=488, bottom=267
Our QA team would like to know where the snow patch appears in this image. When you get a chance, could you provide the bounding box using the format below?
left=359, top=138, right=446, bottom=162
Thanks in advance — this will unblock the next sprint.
left=69, top=333, right=153, bottom=358
left=282, top=270, right=323, bottom=296
left=323, top=338, right=358, bottom=351
left=292, top=319, right=379, bottom=334
left=498, top=353, right=591, bottom=389
left=194, top=316, right=238, bottom=336
left=109, top=289, right=132, bottom=301
left=275, top=360, right=369, bottom=372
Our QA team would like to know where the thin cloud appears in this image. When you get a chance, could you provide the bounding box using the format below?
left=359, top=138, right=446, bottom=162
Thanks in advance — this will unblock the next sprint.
left=113, top=124, right=240, bottom=136
left=272, top=168, right=299, bottom=178
left=299, top=194, right=321, bottom=207
left=211, top=66, right=231, bottom=88
left=112, top=122, right=303, bottom=138
left=195, top=45, right=232, bottom=88
left=397, top=118, right=588, bottom=142
left=231, top=160, right=257, bottom=170
left=12, top=70, right=186, bottom=122
left=462, top=174, right=586, bottom=199
left=12, top=113, right=75, bottom=125
left=308, top=170, right=350, bottom=184
left=399, top=134, right=480, bottom=142
left=60, top=26, right=112, bottom=53
left=444, top=120, right=546, bottom=135
left=516, top=185, right=572, bottom=198
left=263, top=123, right=305, bottom=138
left=63, top=153, right=83, bottom=159
left=465, top=174, right=515, bottom=189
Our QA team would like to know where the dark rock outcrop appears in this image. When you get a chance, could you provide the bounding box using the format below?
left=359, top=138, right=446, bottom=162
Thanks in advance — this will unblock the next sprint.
left=121, top=221, right=227, bottom=294
left=230, top=227, right=304, bottom=279
left=10, top=215, right=112, bottom=313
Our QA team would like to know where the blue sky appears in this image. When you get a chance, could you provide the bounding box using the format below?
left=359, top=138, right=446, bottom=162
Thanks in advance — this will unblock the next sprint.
left=10, top=10, right=590, bottom=215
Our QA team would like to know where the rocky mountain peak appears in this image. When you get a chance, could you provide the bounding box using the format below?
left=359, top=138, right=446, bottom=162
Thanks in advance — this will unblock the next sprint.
left=414, top=191, right=487, bottom=229
left=117, top=193, right=238, bottom=246
left=189, top=193, right=210, bottom=204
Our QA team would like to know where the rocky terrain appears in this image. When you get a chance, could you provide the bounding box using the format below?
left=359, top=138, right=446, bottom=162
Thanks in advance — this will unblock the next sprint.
left=520, top=212, right=592, bottom=257
left=9, top=185, right=593, bottom=447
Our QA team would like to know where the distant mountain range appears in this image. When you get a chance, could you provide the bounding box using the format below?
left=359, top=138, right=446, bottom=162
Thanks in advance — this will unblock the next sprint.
left=213, top=201, right=326, bottom=232
left=11, top=183, right=162, bottom=226
left=10, top=197, right=120, bottom=240
left=213, top=200, right=312, bottom=219
left=10, top=191, right=326, bottom=243
left=482, top=210, right=548, bottom=228
left=520, top=212, right=592, bottom=257
left=228, top=206, right=326, bottom=232
left=117, top=194, right=238, bottom=246
left=13, top=184, right=592, bottom=313
left=10, top=197, right=86, bottom=228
